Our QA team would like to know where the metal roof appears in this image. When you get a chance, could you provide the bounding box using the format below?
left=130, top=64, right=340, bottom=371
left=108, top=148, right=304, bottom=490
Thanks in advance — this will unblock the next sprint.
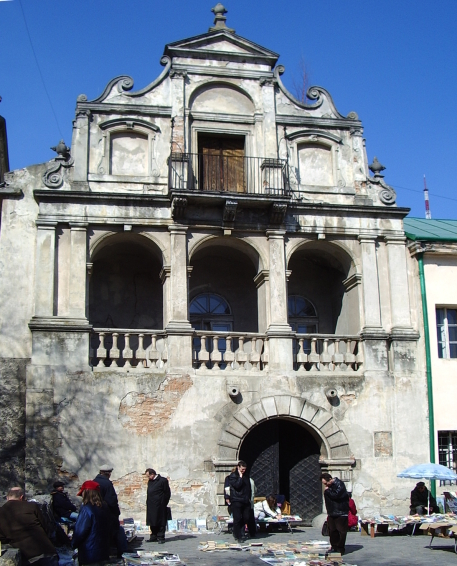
left=404, top=218, right=457, bottom=242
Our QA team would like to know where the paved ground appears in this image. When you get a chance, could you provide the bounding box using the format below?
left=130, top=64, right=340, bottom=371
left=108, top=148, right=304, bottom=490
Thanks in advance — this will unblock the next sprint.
left=127, top=526, right=457, bottom=565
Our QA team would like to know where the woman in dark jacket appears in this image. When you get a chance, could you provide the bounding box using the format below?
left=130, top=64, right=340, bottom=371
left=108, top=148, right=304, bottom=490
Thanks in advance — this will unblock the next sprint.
left=72, top=481, right=110, bottom=565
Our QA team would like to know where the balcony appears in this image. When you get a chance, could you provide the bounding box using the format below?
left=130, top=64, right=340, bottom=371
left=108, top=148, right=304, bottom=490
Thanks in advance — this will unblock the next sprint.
left=90, top=329, right=363, bottom=373
left=168, top=153, right=290, bottom=196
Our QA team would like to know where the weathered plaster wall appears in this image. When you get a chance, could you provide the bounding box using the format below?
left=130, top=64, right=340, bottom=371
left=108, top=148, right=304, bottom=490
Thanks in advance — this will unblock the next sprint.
left=0, top=359, right=27, bottom=494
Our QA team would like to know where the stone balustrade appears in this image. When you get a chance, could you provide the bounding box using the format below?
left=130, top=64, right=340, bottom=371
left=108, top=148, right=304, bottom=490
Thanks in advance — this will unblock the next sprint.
left=90, top=329, right=363, bottom=372
left=193, top=331, right=268, bottom=371
left=294, top=334, right=363, bottom=372
left=91, top=329, right=168, bottom=370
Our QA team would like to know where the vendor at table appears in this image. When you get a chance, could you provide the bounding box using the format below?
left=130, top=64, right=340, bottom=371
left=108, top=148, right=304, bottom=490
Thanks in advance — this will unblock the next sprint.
left=254, top=495, right=282, bottom=520
left=410, top=482, right=439, bottom=515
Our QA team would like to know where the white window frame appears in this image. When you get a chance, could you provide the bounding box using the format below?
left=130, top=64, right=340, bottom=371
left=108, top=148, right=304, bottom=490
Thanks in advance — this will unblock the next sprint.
left=438, top=431, right=457, bottom=485
left=436, top=307, right=457, bottom=359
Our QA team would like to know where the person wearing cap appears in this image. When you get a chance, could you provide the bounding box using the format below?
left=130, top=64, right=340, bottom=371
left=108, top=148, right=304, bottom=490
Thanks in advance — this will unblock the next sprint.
left=93, top=465, right=128, bottom=556
left=410, top=481, right=439, bottom=515
left=50, top=481, right=78, bottom=521
left=145, top=468, right=171, bottom=544
left=93, top=465, right=120, bottom=517
left=72, top=481, right=110, bottom=565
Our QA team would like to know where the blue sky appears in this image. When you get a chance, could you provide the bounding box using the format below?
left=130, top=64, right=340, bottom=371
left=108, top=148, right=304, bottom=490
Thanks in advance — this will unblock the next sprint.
left=1, top=0, right=456, bottom=218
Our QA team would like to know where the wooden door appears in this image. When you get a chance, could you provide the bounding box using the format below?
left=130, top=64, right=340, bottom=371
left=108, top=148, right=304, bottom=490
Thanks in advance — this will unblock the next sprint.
left=198, top=135, right=245, bottom=193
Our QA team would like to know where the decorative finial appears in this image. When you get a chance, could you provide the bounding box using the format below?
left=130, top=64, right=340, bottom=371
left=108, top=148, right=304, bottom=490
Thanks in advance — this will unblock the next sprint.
left=51, top=140, right=71, bottom=161
left=209, top=3, right=235, bottom=33
left=369, top=156, right=386, bottom=178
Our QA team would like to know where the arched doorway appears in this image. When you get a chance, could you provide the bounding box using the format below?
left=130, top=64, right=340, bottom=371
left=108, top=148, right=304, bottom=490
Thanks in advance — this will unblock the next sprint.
left=239, top=418, right=322, bottom=523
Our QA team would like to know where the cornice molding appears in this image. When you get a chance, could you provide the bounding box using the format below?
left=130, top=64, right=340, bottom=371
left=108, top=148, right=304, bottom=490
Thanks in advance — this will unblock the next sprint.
left=172, top=62, right=274, bottom=80
left=276, top=114, right=361, bottom=129
left=76, top=102, right=172, bottom=117
left=190, top=111, right=255, bottom=125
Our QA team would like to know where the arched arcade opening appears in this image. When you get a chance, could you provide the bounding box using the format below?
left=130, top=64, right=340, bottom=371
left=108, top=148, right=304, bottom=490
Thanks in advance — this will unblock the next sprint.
left=89, top=233, right=163, bottom=329
left=288, top=241, right=360, bottom=335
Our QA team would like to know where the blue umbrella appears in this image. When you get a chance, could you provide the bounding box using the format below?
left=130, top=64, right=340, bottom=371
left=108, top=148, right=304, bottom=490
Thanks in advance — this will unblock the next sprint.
left=397, top=463, right=457, bottom=514
left=398, top=463, right=457, bottom=481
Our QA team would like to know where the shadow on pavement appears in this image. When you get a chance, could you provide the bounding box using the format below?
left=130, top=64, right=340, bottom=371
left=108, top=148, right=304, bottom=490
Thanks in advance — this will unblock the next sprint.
left=344, top=544, right=364, bottom=555
left=165, top=534, right=198, bottom=541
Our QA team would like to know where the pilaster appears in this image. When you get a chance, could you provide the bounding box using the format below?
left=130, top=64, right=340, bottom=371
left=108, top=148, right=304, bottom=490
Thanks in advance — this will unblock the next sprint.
left=69, top=223, right=88, bottom=319
left=358, top=234, right=383, bottom=334
left=72, top=109, right=90, bottom=185
left=33, top=222, right=57, bottom=317
left=385, top=235, right=415, bottom=335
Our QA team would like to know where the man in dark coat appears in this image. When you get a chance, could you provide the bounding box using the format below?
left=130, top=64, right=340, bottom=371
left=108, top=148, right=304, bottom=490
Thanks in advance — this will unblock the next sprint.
left=321, top=472, right=350, bottom=555
left=145, top=468, right=171, bottom=543
left=410, top=481, right=439, bottom=515
left=50, top=481, right=78, bottom=520
left=228, top=460, right=251, bottom=543
left=0, top=487, right=58, bottom=565
left=93, top=464, right=128, bottom=557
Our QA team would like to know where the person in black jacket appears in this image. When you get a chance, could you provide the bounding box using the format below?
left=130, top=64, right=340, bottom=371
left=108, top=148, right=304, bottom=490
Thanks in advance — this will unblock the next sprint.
left=51, top=481, right=78, bottom=520
left=145, top=468, right=171, bottom=543
left=93, top=464, right=128, bottom=557
left=228, top=460, right=251, bottom=543
left=410, top=482, right=439, bottom=515
left=321, top=472, right=349, bottom=555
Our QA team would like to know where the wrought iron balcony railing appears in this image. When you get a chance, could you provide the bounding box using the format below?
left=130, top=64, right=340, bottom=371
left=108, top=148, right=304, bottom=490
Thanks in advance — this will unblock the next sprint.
left=168, top=153, right=290, bottom=196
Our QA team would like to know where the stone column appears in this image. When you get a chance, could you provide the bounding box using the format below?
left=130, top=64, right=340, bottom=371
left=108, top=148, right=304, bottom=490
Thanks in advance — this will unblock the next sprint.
left=166, top=225, right=192, bottom=368
left=266, top=230, right=293, bottom=370
left=34, top=222, right=57, bottom=317
left=359, top=235, right=383, bottom=332
left=69, top=223, right=88, bottom=320
left=254, top=270, right=270, bottom=333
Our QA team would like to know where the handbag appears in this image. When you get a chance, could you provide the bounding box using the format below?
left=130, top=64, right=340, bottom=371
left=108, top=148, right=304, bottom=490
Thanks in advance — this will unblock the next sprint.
left=321, top=520, right=329, bottom=536
left=166, top=506, right=172, bottom=521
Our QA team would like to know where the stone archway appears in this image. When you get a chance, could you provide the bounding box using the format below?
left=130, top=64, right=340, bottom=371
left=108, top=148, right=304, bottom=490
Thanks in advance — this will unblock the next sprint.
left=217, top=395, right=351, bottom=461
left=214, top=395, right=355, bottom=518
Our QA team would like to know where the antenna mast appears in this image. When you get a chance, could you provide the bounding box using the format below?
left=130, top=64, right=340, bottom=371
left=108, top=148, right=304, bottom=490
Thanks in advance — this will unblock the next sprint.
left=424, top=175, right=431, bottom=219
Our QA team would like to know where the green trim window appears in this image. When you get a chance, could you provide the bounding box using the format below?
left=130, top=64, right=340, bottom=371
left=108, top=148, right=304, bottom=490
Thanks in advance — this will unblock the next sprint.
left=436, top=308, right=457, bottom=359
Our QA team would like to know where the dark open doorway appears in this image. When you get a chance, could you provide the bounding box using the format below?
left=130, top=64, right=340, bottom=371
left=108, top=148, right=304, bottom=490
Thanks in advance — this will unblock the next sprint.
left=239, top=418, right=323, bottom=524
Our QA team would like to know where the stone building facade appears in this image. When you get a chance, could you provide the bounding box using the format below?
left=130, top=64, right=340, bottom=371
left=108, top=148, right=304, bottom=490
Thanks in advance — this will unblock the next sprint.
left=0, top=6, right=428, bottom=521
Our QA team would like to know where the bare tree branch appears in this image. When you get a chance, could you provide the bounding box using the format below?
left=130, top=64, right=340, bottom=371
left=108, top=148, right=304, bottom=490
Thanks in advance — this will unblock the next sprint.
left=291, top=55, right=310, bottom=103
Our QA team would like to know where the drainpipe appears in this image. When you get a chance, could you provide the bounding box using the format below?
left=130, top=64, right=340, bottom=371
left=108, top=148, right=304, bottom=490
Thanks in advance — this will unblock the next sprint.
left=418, top=251, right=436, bottom=498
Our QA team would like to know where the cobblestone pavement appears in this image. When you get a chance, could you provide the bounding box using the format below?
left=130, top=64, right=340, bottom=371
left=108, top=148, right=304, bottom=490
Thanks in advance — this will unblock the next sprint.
left=127, top=526, right=457, bottom=565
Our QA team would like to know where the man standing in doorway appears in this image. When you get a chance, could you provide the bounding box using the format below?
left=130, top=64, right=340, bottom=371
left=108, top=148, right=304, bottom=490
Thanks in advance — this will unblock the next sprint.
left=228, top=460, right=252, bottom=543
left=321, top=472, right=349, bottom=555
left=145, top=468, right=171, bottom=544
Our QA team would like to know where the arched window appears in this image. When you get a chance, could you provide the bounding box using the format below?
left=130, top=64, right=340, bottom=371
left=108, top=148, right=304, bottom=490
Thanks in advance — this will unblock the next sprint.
left=288, top=295, right=318, bottom=333
left=190, top=293, right=232, bottom=331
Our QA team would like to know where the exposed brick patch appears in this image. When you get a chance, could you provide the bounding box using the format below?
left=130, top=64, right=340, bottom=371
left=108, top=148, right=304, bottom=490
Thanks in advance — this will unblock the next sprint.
left=118, top=374, right=192, bottom=435
left=112, top=471, right=149, bottom=515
